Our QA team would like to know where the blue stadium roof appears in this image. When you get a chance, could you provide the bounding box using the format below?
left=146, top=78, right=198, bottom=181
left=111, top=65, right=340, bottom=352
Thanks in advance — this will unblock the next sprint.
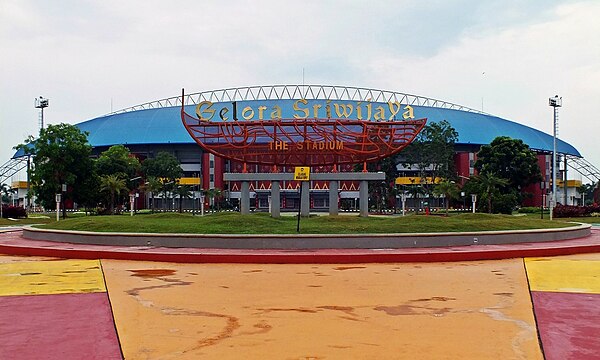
left=11, top=85, right=581, bottom=159
left=74, top=103, right=580, bottom=157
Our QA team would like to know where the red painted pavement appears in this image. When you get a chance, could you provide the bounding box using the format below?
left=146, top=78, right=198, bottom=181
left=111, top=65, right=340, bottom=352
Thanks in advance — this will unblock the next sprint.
left=531, top=291, right=600, bottom=360
left=1, top=229, right=600, bottom=263
left=0, top=292, right=122, bottom=360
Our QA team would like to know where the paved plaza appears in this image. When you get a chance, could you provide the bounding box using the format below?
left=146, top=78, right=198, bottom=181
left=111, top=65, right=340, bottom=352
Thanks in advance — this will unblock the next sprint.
left=1, top=230, right=599, bottom=359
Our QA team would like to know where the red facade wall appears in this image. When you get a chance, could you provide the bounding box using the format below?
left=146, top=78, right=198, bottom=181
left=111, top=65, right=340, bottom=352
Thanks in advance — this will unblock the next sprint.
left=521, top=154, right=547, bottom=207
left=454, top=152, right=470, bottom=186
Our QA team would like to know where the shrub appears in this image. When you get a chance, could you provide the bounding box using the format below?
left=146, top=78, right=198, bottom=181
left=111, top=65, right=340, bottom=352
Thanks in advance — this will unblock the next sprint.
left=493, top=193, right=519, bottom=214
left=586, top=205, right=600, bottom=214
left=553, top=204, right=600, bottom=218
left=553, top=205, right=592, bottom=218
left=1, top=205, right=27, bottom=218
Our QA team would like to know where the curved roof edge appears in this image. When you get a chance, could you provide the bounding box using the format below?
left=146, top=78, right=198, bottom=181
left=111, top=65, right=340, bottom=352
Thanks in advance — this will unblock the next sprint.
left=107, top=84, right=488, bottom=116
left=11, top=86, right=583, bottom=160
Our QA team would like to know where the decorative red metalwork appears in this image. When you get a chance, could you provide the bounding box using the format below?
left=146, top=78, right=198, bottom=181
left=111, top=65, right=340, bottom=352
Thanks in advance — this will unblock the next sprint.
left=181, top=98, right=426, bottom=166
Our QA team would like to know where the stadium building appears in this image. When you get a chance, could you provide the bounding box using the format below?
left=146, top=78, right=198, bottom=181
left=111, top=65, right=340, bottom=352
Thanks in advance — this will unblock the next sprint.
left=3, top=85, right=599, bottom=211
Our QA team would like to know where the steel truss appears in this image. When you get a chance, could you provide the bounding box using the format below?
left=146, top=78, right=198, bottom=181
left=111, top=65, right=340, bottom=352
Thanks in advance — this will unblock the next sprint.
left=109, top=85, right=486, bottom=116
left=565, top=155, right=600, bottom=184
left=0, top=157, right=27, bottom=184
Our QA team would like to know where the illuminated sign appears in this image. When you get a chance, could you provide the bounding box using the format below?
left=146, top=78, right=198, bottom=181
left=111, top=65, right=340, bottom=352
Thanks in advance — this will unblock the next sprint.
left=194, top=99, right=415, bottom=122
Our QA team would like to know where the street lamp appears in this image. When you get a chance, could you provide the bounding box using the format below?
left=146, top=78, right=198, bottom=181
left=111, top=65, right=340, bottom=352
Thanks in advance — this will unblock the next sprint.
left=549, top=95, right=562, bottom=220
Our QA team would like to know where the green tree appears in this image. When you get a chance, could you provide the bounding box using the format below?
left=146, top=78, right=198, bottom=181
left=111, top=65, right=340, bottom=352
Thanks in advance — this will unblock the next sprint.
left=433, top=180, right=459, bottom=215
left=470, top=172, right=509, bottom=213
left=16, top=124, right=95, bottom=217
left=475, top=136, right=542, bottom=192
left=96, top=145, right=141, bottom=182
left=401, top=120, right=459, bottom=195
left=578, top=183, right=596, bottom=206
left=100, top=175, right=127, bottom=214
left=77, top=168, right=101, bottom=214
left=142, top=177, right=162, bottom=213
left=142, top=152, right=182, bottom=211
left=474, top=136, right=542, bottom=212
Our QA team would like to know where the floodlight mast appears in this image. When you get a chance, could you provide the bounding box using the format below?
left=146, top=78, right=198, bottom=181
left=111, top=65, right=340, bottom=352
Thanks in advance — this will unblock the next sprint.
left=34, top=96, right=49, bottom=131
left=548, top=95, right=562, bottom=220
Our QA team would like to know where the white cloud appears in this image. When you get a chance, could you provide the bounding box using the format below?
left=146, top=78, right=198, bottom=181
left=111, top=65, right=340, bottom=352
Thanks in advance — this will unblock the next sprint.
left=364, top=1, right=600, bottom=169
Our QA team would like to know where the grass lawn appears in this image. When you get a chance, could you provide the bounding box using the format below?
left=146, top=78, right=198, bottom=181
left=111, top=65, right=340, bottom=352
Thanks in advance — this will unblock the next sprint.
left=518, top=213, right=600, bottom=224
left=552, top=217, right=600, bottom=224
left=0, top=216, right=53, bottom=227
left=36, top=212, right=579, bottom=234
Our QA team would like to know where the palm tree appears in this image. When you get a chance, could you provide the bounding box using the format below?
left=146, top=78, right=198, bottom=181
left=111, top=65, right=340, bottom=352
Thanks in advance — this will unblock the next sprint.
left=205, top=187, right=223, bottom=213
left=142, top=177, right=162, bottom=213
left=433, top=180, right=459, bottom=215
left=173, top=185, right=192, bottom=213
left=100, top=175, right=127, bottom=214
left=212, top=187, right=223, bottom=211
left=475, top=172, right=509, bottom=213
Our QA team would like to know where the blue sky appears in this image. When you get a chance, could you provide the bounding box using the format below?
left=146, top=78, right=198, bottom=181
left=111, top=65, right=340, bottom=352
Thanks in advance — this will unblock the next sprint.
left=1, top=0, right=599, bottom=182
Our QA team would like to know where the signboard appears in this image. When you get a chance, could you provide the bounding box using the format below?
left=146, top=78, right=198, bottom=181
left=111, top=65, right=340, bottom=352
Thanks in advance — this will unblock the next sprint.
left=181, top=91, right=427, bottom=167
left=178, top=177, right=202, bottom=185
left=294, top=167, right=310, bottom=181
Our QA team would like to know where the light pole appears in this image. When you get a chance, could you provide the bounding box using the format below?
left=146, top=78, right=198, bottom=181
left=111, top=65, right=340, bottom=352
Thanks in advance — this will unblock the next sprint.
left=35, top=96, right=49, bottom=131
left=129, top=177, right=142, bottom=215
left=549, top=95, right=562, bottom=220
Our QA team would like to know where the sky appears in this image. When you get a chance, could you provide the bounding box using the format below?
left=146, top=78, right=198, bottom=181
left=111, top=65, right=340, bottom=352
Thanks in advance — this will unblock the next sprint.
left=1, top=0, right=599, bottom=183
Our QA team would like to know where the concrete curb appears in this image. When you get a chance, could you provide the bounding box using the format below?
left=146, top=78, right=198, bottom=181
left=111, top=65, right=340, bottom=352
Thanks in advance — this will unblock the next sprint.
left=22, top=223, right=592, bottom=250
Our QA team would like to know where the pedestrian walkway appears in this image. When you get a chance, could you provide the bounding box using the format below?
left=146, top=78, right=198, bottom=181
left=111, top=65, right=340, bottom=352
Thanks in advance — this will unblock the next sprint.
left=2, top=229, right=600, bottom=263
left=525, top=253, right=600, bottom=360
left=0, top=258, right=122, bottom=359
left=1, top=230, right=599, bottom=359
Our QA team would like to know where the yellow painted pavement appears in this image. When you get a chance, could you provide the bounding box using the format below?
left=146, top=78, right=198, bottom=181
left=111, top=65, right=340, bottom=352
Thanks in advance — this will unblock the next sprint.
left=0, top=254, right=58, bottom=264
left=525, top=254, right=600, bottom=294
left=103, top=259, right=542, bottom=360
left=0, top=258, right=106, bottom=296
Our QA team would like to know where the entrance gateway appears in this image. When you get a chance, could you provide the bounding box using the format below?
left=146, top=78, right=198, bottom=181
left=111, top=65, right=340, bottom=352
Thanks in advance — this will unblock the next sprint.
left=180, top=89, right=427, bottom=217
